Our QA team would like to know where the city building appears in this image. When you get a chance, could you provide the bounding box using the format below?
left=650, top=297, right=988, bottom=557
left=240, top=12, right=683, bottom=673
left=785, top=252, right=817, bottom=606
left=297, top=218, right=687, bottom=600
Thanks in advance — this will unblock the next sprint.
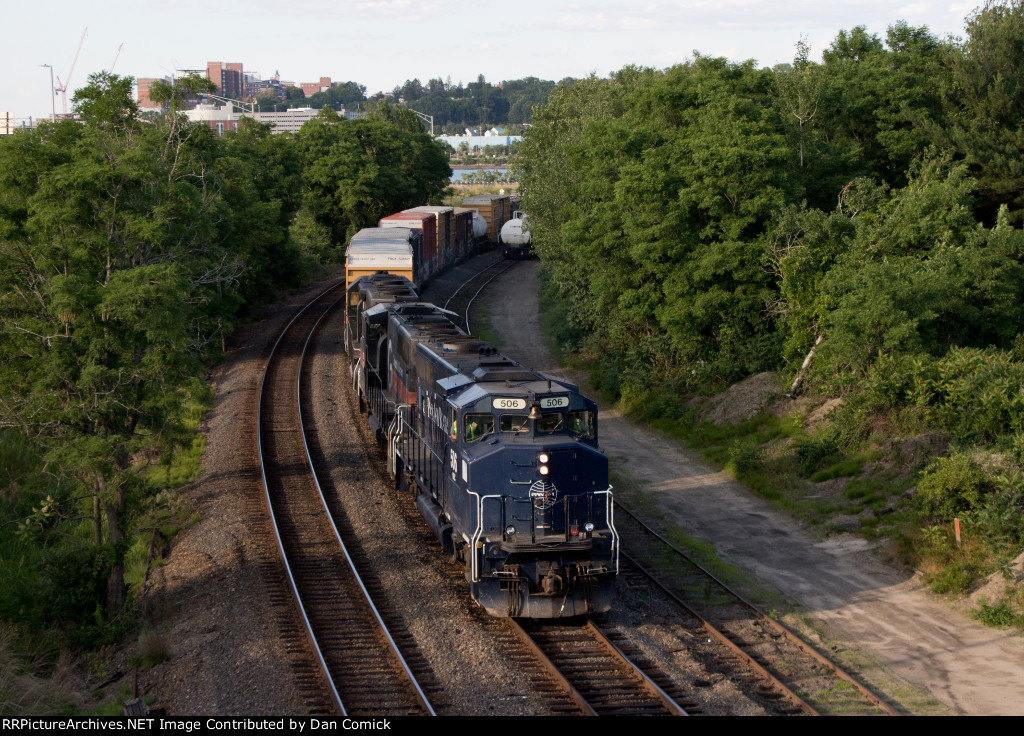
left=186, top=103, right=242, bottom=135
left=1, top=113, right=38, bottom=134
left=300, top=77, right=333, bottom=98
left=206, top=62, right=245, bottom=99
left=137, top=77, right=171, bottom=109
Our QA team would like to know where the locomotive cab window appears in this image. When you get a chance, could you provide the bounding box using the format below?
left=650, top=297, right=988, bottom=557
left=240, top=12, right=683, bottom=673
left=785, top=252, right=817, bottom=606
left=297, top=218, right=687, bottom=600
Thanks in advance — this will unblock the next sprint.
left=537, top=412, right=565, bottom=434
left=500, top=415, right=530, bottom=433
left=568, top=409, right=595, bottom=439
left=464, top=413, right=494, bottom=443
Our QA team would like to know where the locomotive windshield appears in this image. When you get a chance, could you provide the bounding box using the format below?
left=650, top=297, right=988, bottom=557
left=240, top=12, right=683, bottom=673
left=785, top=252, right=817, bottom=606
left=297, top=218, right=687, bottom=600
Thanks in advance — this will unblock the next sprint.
left=500, top=415, right=530, bottom=433
left=464, top=413, right=494, bottom=443
left=536, top=412, right=564, bottom=433
left=568, top=409, right=595, bottom=439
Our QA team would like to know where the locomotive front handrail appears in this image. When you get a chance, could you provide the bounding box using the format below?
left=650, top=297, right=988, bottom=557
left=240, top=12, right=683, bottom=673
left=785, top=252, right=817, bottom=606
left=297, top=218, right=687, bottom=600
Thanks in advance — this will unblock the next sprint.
left=467, top=492, right=503, bottom=582
left=594, top=488, right=618, bottom=573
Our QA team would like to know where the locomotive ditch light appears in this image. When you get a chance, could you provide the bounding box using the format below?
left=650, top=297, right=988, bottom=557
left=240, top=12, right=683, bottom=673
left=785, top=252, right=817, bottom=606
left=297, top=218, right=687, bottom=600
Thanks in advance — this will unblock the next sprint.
left=505, top=525, right=516, bottom=537
left=584, top=522, right=595, bottom=533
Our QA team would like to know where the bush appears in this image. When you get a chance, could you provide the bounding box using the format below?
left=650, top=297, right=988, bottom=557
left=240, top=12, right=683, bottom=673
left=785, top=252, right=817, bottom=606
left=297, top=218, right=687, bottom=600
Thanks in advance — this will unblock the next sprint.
left=972, top=600, right=1024, bottom=628
left=975, top=471, right=1024, bottom=547
left=917, top=453, right=991, bottom=520
left=928, top=561, right=975, bottom=594
left=793, top=434, right=840, bottom=476
left=728, top=439, right=762, bottom=475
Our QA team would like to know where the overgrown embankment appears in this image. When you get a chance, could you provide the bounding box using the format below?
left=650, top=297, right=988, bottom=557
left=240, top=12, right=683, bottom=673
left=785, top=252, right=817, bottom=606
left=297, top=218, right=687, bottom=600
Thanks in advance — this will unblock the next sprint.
left=522, top=4, right=1024, bottom=628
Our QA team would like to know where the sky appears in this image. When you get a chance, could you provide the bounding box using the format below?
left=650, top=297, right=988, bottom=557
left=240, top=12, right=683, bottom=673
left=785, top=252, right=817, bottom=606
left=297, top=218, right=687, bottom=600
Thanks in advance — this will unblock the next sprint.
left=3, top=1, right=978, bottom=122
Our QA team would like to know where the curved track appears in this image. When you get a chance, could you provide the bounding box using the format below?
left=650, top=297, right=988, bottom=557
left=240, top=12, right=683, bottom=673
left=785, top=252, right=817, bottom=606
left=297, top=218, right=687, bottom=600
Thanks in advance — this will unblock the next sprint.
left=615, top=502, right=901, bottom=715
left=442, top=255, right=516, bottom=333
left=257, top=282, right=435, bottom=717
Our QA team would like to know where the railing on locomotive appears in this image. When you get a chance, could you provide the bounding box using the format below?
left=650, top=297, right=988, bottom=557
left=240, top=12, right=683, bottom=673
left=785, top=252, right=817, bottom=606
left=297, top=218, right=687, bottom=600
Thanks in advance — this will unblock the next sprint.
left=500, top=491, right=611, bottom=545
left=467, top=488, right=618, bottom=583
left=396, top=403, right=446, bottom=498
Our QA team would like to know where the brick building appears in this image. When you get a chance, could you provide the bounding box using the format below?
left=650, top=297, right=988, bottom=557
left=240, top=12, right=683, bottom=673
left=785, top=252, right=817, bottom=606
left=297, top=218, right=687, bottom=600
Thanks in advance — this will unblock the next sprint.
left=300, top=77, right=333, bottom=98
left=136, top=77, right=171, bottom=109
left=206, top=62, right=245, bottom=98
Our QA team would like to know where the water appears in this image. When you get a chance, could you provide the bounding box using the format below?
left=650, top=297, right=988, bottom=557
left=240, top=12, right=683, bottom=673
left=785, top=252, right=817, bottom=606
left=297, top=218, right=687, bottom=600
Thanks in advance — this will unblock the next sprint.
left=450, top=168, right=508, bottom=182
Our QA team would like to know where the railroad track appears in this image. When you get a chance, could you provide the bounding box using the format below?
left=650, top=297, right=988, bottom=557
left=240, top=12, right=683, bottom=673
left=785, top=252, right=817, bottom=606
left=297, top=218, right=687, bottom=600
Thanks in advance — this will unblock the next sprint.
left=509, top=618, right=692, bottom=716
left=615, top=503, right=902, bottom=716
left=442, top=254, right=516, bottom=333
left=257, top=282, right=435, bottom=717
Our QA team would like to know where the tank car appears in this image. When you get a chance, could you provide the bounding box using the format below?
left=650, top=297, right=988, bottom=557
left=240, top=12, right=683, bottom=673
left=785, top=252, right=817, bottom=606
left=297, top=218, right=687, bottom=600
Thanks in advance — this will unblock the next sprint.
left=501, top=211, right=533, bottom=260
left=346, top=273, right=618, bottom=617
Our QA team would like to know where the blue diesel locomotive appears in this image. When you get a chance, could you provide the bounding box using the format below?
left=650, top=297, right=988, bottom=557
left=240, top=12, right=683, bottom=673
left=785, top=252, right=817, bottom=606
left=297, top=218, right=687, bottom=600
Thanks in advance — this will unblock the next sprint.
left=345, top=273, right=618, bottom=617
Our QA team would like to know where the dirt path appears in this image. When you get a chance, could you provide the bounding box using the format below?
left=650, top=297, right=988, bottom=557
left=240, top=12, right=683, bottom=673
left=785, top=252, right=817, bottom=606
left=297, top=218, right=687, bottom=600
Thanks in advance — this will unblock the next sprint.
left=482, top=259, right=1024, bottom=716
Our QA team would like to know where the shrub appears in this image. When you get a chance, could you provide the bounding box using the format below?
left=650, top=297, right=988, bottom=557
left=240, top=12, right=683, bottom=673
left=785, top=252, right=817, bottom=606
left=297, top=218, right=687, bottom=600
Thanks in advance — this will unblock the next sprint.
left=917, top=453, right=991, bottom=520
left=131, top=630, right=171, bottom=669
left=728, top=439, right=762, bottom=475
left=928, top=561, right=975, bottom=594
left=793, top=434, right=840, bottom=476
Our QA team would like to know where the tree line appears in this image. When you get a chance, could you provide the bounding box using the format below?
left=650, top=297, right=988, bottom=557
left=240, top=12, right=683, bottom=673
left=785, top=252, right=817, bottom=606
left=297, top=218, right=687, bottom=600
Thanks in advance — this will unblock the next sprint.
left=260, top=74, right=560, bottom=134
left=518, top=2, right=1024, bottom=588
left=0, top=73, right=450, bottom=650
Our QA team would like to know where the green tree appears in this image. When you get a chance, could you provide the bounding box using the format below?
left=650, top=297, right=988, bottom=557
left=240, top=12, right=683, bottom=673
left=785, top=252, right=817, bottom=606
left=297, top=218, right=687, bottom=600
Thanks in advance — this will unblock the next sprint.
left=943, top=0, right=1024, bottom=221
left=520, top=59, right=792, bottom=391
left=0, top=72, right=235, bottom=622
left=295, top=107, right=451, bottom=246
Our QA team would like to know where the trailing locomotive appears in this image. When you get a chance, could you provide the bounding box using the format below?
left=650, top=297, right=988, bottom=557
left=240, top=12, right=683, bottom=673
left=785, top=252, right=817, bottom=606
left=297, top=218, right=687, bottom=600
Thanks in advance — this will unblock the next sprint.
left=344, top=273, right=618, bottom=617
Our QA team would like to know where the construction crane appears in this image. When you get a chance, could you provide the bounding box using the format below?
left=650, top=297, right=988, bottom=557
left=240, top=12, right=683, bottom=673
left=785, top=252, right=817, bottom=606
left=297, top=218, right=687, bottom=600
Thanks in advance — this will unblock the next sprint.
left=54, top=27, right=87, bottom=116
left=109, top=43, right=124, bottom=73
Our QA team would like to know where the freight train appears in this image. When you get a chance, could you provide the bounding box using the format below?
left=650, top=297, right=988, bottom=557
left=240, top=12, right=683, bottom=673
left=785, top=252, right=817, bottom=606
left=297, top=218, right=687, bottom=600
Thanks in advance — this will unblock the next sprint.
left=342, top=200, right=618, bottom=618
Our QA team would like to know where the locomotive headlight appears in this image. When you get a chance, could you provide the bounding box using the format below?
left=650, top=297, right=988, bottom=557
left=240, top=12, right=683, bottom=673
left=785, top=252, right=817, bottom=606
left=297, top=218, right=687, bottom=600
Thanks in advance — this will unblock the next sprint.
left=539, top=465, right=550, bottom=476
left=538, top=453, right=550, bottom=464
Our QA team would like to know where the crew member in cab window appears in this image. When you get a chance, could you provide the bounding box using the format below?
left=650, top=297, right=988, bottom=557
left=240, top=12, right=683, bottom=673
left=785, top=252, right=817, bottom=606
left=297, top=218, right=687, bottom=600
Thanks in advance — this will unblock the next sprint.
left=537, top=412, right=564, bottom=433
left=568, top=410, right=594, bottom=439
left=464, top=413, right=494, bottom=442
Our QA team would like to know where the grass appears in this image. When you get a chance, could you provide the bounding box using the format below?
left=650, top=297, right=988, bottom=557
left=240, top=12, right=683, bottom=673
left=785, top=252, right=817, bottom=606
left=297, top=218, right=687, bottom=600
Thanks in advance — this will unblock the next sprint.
left=124, top=489, right=198, bottom=596
left=145, top=383, right=213, bottom=491
left=780, top=613, right=954, bottom=715
left=441, top=182, right=519, bottom=207
left=469, top=293, right=501, bottom=349
left=0, top=622, right=77, bottom=717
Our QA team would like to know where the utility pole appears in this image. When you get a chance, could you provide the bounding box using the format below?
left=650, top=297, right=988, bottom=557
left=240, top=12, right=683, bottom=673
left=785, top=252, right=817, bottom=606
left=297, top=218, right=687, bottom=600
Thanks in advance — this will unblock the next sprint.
left=411, top=109, right=434, bottom=135
left=40, top=64, right=55, bottom=122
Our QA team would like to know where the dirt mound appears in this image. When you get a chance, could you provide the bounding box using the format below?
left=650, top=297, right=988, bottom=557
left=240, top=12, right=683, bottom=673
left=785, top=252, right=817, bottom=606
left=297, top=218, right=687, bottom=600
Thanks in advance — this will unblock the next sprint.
left=968, top=551, right=1024, bottom=611
left=699, top=372, right=781, bottom=426
left=805, top=398, right=845, bottom=430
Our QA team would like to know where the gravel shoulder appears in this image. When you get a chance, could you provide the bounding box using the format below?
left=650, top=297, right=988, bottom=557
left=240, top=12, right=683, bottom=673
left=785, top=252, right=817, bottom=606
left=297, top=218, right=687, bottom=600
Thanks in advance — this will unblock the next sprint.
left=137, top=276, right=349, bottom=715
left=481, top=259, right=1024, bottom=716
